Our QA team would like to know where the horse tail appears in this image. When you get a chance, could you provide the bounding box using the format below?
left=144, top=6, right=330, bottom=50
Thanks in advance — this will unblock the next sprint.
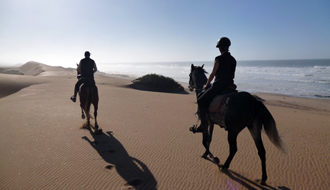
left=257, top=101, right=285, bottom=152
left=85, top=86, right=93, bottom=119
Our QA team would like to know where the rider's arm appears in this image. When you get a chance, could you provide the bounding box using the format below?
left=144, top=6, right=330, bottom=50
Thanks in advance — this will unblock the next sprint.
left=205, top=59, right=219, bottom=89
left=93, top=62, right=97, bottom=73
left=77, top=62, right=82, bottom=73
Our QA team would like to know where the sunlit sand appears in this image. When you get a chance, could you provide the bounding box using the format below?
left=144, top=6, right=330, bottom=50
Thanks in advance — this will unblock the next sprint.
left=0, top=62, right=329, bottom=189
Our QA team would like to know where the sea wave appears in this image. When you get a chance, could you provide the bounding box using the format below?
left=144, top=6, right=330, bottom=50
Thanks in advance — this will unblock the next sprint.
left=314, top=66, right=330, bottom=69
left=98, top=59, right=330, bottom=98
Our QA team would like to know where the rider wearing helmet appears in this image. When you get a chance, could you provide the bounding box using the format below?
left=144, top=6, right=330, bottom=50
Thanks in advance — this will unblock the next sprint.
left=191, top=37, right=237, bottom=133
left=70, top=51, right=97, bottom=102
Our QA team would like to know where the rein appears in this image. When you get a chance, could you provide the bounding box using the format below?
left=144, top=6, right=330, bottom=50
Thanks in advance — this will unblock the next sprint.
left=193, top=86, right=204, bottom=91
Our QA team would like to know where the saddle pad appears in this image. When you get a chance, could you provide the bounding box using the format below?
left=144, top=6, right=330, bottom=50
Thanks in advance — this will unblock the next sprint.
left=208, top=94, right=228, bottom=113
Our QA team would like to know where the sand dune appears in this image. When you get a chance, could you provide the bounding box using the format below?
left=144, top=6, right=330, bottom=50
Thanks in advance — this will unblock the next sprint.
left=0, top=63, right=329, bottom=189
left=0, top=74, right=48, bottom=98
left=0, top=61, right=75, bottom=98
left=18, top=61, right=76, bottom=76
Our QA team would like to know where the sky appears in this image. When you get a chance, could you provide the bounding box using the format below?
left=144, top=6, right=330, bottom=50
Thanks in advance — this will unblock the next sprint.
left=1, top=0, right=330, bottom=67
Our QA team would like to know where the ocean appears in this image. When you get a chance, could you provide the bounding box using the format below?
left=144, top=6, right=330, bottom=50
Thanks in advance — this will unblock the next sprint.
left=97, top=59, right=330, bottom=99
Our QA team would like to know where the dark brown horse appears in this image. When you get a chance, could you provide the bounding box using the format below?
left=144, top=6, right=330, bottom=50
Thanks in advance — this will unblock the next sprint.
left=189, top=64, right=285, bottom=185
left=79, top=79, right=101, bottom=133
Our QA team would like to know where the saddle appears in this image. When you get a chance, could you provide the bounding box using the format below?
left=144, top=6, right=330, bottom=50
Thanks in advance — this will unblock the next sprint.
left=208, top=94, right=230, bottom=113
left=208, top=84, right=237, bottom=113
left=208, top=92, right=236, bottom=130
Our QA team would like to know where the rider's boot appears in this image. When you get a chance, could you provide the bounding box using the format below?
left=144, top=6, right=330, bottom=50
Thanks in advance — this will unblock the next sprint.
left=70, top=91, right=77, bottom=102
left=190, top=107, right=208, bottom=133
left=194, top=119, right=208, bottom=133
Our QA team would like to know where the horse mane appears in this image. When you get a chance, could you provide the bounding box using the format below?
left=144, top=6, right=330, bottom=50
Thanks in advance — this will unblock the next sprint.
left=195, top=66, right=208, bottom=74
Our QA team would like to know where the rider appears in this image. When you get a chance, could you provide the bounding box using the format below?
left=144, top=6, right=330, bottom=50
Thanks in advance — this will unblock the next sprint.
left=191, top=37, right=237, bottom=133
left=70, top=51, right=97, bottom=102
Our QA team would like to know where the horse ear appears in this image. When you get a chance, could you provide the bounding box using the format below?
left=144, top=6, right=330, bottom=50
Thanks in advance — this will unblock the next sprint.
left=202, top=64, right=204, bottom=68
left=191, top=64, right=194, bottom=70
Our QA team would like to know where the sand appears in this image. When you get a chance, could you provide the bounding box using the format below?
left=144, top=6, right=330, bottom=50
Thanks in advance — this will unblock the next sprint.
left=0, top=62, right=329, bottom=190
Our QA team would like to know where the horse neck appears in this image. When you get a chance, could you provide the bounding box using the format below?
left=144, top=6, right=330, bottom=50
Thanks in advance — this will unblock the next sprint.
left=195, top=89, right=203, bottom=98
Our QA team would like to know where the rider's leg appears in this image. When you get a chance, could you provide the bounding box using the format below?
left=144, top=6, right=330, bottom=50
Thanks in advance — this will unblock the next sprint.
left=71, top=79, right=83, bottom=102
left=194, top=106, right=208, bottom=133
left=193, top=87, right=217, bottom=133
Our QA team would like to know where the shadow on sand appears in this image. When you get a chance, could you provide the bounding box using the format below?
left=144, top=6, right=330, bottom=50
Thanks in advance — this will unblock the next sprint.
left=221, top=167, right=291, bottom=190
left=82, top=129, right=157, bottom=190
left=202, top=157, right=290, bottom=190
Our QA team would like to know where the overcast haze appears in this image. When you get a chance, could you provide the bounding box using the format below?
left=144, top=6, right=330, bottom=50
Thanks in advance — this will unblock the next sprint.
left=1, top=0, right=329, bottom=67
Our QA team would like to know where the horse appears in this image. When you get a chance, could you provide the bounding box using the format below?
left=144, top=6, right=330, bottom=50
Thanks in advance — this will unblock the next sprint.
left=189, top=64, right=285, bottom=185
left=79, top=78, right=101, bottom=134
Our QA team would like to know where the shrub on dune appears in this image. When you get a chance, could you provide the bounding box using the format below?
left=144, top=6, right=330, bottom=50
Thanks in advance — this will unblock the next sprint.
left=131, top=74, right=185, bottom=93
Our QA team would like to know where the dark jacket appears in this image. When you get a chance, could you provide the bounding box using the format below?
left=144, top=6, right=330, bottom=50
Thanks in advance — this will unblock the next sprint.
left=79, top=58, right=96, bottom=78
left=214, top=52, right=236, bottom=87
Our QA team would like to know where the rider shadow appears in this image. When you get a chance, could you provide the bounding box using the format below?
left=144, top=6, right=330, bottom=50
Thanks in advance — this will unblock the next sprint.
left=218, top=167, right=291, bottom=190
left=82, top=129, right=158, bottom=190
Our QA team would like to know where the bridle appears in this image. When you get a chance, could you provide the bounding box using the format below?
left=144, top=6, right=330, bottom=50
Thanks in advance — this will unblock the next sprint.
left=188, top=72, right=204, bottom=92
left=188, top=73, right=195, bottom=91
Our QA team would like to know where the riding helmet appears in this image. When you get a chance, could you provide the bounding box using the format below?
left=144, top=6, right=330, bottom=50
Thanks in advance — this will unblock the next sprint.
left=216, top=37, right=231, bottom=48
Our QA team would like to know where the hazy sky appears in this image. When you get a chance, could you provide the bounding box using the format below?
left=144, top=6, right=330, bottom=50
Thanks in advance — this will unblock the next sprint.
left=1, top=0, right=329, bottom=67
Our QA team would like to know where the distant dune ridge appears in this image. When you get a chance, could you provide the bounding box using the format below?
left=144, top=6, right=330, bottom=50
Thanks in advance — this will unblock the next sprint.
left=0, top=61, right=75, bottom=98
left=18, top=61, right=47, bottom=76
left=0, top=61, right=330, bottom=189
left=17, top=61, right=76, bottom=76
left=0, top=61, right=75, bottom=76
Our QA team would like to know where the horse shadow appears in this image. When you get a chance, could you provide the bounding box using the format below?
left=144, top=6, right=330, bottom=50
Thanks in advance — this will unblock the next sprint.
left=217, top=165, right=291, bottom=190
left=82, top=129, right=158, bottom=190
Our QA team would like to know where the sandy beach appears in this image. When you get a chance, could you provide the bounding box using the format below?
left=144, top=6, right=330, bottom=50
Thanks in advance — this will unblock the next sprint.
left=1, top=62, right=330, bottom=190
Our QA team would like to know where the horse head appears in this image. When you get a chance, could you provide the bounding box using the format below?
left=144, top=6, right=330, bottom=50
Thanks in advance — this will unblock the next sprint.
left=188, top=64, right=208, bottom=96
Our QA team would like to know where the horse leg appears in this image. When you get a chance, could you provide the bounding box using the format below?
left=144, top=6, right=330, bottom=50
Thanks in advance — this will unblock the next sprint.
left=222, top=130, right=238, bottom=170
left=93, top=103, right=98, bottom=130
left=201, top=128, right=211, bottom=158
left=80, top=93, right=86, bottom=119
left=249, top=124, right=267, bottom=184
left=85, top=104, right=91, bottom=128
left=254, top=136, right=267, bottom=184
left=202, top=122, right=213, bottom=157
left=81, top=107, right=85, bottom=119
left=87, top=117, right=90, bottom=128
left=202, top=122, right=220, bottom=164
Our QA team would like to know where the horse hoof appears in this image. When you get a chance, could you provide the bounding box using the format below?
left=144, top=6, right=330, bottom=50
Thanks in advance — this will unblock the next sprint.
left=260, top=180, right=266, bottom=185
left=82, top=123, right=90, bottom=129
left=95, top=129, right=103, bottom=135
left=82, top=115, right=85, bottom=119
left=220, top=166, right=229, bottom=173
left=213, top=157, right=220, bottom=164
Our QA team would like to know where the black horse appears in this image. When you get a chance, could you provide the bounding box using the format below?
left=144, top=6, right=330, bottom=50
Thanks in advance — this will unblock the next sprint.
left=79, top=78, right=101, bottom=133
left=189, top=64, right=285, bottom=185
